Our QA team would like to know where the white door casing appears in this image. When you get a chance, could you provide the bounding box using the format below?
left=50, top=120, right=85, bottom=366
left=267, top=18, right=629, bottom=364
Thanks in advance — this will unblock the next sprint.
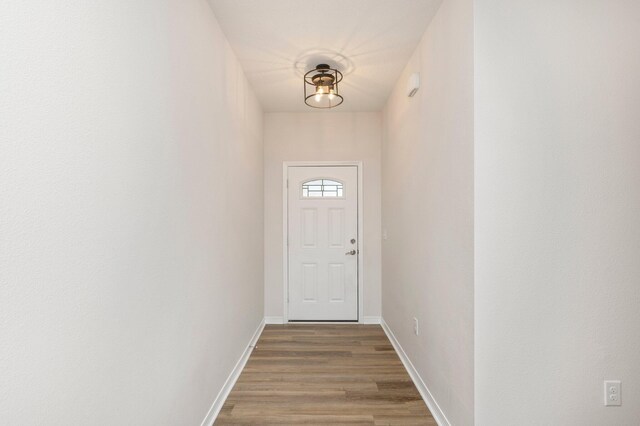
left=287, top=166, right=359, bottom=321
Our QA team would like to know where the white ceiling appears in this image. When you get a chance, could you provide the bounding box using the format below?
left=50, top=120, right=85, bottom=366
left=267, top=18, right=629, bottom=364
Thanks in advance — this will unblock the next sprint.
left=207, top=0, right=442, bottom=112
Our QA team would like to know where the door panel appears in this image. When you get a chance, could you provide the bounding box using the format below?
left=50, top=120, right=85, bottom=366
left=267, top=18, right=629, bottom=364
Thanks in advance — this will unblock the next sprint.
left=328, top=208, right=345, bottom=248
left=288, top=166, right=358, bottom=321
left=301, top=208, right=318, bottom=248
left=302, top=263, right=318, bottom=302
left=328, top=263, right=345, bottom=302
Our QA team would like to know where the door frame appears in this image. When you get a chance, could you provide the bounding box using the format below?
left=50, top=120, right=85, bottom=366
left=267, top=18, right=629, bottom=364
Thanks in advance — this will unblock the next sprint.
left=282, top=161, right=364, bottom=323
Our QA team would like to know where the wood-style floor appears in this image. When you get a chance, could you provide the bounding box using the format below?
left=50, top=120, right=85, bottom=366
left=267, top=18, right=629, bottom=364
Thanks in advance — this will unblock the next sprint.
left=215, top=324, right=436, bottom=425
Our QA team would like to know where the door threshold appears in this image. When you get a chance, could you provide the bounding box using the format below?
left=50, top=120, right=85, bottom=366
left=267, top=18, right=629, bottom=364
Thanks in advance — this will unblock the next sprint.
left=287, top=320, right=359, bottom=324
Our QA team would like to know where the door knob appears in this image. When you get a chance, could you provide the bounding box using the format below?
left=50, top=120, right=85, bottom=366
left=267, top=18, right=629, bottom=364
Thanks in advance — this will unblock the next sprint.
left=345, top=249, right=357, bottom=255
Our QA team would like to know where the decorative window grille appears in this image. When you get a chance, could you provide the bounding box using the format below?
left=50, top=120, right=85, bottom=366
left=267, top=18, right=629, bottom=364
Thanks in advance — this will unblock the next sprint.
left=302, top=179, right=344, bottom=198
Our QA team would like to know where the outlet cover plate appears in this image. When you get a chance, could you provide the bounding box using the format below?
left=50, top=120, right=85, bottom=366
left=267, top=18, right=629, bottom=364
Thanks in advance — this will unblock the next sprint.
left=604, top=380, right=621, bottom=406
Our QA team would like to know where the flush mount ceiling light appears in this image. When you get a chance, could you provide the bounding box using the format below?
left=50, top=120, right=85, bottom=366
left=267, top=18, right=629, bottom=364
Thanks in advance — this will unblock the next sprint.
left=304, top=64, right=344, bottom=109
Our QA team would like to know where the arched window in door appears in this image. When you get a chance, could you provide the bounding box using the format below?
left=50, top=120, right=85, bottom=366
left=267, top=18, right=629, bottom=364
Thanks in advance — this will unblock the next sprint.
left=302, top=179, right=344, bottom=198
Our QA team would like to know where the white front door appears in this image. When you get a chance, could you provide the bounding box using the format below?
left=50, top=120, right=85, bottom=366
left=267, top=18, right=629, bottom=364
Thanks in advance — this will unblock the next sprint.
left=287, top=166, right=358, bottom=321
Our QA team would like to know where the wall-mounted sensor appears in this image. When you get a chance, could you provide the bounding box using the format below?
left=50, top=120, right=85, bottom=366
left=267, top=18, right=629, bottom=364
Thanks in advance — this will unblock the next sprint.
left=407, top=72, right=420, bottom=97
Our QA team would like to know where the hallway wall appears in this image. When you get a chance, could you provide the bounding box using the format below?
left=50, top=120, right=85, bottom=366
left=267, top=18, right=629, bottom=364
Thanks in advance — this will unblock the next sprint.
left=0, top=1, right=263, bottom=425
left=381, top=0, right=474, bottom=424
left=263, top=112, right=382, bottom=321
left=475, top=1, right=640, bottom=424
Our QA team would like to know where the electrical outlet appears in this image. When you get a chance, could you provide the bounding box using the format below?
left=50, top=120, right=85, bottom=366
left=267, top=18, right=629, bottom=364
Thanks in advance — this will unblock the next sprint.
left=413, top=317, right=419, bottom=336
left=604, top=380, right=621, bottom=406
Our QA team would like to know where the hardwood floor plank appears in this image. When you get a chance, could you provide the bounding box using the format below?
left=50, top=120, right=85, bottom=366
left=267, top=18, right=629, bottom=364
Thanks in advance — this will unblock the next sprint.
left=215, top=414, right=375, bottom=425
left=213, top=324, right=435, bottom=425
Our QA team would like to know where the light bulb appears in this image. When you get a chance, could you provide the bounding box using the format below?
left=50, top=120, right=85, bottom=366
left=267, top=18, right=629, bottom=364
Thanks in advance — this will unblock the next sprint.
left=315, top=94, right=322, bottom=102
left=328, top=87, right=336, bottom=101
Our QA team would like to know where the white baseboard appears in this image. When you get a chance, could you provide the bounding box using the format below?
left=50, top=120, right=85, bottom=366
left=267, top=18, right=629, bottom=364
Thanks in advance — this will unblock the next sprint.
left=200, top=318, right=265, bottom=426
left=380, top=318, right=450, bottom=426
left=266, top=316, right=380, bottom=324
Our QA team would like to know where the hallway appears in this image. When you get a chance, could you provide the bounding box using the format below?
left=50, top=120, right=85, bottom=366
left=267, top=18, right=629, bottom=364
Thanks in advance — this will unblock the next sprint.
left=216, top=325, right=436, bottom=425
left=2, top=0, right=639, bottom=425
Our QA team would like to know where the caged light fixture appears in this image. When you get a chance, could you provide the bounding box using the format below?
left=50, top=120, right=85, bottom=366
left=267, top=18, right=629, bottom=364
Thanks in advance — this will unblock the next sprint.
left=303, top=63, right=344, bottom=109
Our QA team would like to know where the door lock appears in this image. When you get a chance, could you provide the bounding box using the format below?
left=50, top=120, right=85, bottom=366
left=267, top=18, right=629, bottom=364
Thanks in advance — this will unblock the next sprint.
left=350, top=238, right=356, bottom=244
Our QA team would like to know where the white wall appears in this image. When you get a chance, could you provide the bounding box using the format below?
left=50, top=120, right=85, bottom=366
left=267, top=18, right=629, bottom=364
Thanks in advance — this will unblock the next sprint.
left=263, top=112, right=382, bottom=320
left=381, top=0, right=474, bottom=424
left=0, top=1, right=263, bottom=425
left=475, top=1, right=640, bottom=424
